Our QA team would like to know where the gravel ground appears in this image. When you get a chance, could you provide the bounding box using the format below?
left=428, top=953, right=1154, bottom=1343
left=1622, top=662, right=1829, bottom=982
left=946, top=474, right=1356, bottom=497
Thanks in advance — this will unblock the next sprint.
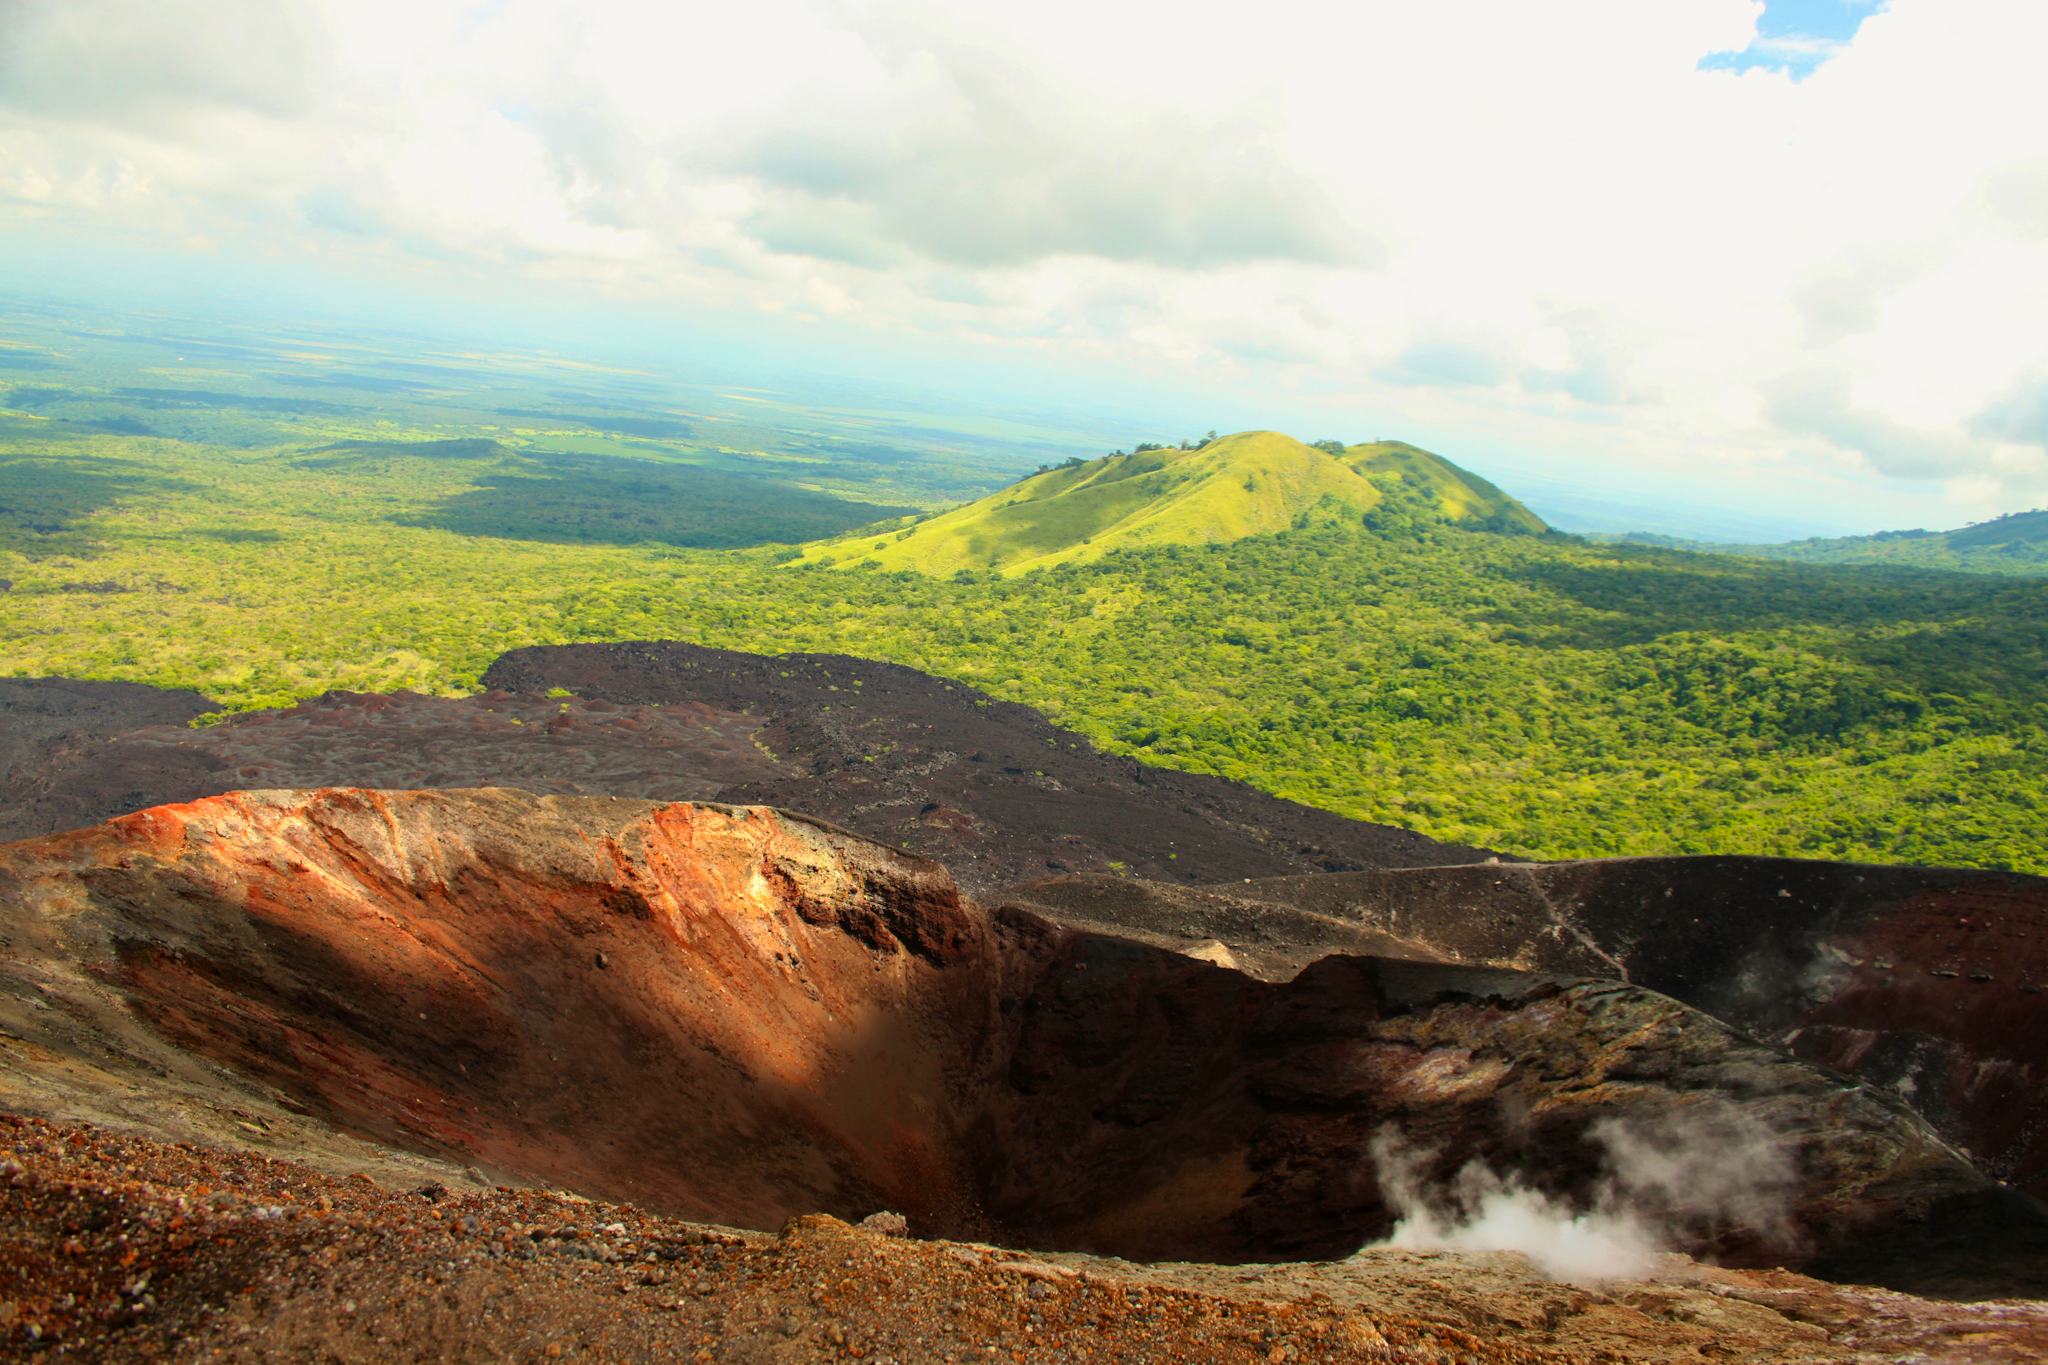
left=7, top=1113, right=2048, bottom=1363
left=0, top=1114, right=1526, bottom=1363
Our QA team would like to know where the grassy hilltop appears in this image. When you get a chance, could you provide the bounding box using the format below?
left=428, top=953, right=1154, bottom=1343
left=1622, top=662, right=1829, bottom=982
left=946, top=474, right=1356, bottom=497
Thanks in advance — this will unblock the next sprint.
left=798, top=432, right=1546, bottom=575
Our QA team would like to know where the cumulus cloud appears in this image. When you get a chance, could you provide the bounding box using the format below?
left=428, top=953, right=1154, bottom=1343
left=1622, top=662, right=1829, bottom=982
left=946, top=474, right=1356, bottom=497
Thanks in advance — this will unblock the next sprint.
left=0, top=1, right=329, bottom=123
left=1766, top=369, right=1976, bottom=480
left=1792, top=249, right=1931, bottom=345
left=1, top=0, right=2046, bottom=514
left=1974, top=371, right=2048, bottom=450
left=1982, top=163, right=2048, bottom=241
left=1382, top=341, right=1512, bottom=391
left=725, top=58, right=1359, bottom=270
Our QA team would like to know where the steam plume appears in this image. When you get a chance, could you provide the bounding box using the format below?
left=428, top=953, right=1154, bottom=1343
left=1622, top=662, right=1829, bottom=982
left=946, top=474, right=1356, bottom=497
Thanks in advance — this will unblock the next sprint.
left=1361, top=1104, right=1797, bottom=1286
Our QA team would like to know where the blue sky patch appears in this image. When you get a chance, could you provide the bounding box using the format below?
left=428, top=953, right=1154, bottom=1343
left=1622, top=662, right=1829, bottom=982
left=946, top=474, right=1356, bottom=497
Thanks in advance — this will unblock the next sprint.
left=1700, top=0, right=1883, bottom=77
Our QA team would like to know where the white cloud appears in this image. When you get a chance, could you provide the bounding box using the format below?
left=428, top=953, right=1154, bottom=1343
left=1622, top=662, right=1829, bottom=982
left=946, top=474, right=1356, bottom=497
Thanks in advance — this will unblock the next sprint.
left=1, top=0, right=2046, bottom=516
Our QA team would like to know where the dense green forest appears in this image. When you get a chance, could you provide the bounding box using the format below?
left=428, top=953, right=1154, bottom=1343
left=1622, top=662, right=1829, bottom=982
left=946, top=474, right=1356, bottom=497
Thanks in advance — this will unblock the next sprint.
left=4, top=308, right=2046, bottom=873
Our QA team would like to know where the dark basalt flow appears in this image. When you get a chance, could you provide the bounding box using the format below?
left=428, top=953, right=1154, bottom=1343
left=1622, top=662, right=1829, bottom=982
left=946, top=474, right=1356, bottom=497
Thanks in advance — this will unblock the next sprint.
left=0, top=645, right=1489, bottom=891
left=479, top=641, right=1498, bottom=887
left=0, top=677, right=784, bottom=848
left=0, top=677, right=217, bottom=841
left=1005, top=857, right=2048, bottom=1205
left=2, top=788, right=2043, bottom=1299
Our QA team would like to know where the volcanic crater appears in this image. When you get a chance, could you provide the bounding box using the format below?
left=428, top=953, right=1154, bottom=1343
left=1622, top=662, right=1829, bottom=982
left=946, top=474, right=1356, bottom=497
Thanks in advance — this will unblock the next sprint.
left=4, top=785, right=2042, bottom=1299
left=8, top=647, right=2048, bottom=1358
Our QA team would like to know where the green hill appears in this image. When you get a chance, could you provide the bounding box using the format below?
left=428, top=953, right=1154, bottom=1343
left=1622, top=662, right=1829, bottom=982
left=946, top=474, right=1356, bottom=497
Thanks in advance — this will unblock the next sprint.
left=1342, top=439, right=1550, bottom=536
left=797, top=431, right=1545, bottom=574
left=1719, top=509, right=2048, bottom=576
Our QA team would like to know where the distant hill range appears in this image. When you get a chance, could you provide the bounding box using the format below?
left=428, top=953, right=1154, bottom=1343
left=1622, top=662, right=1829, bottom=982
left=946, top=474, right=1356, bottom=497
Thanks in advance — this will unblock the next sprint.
left=799, top=431, right=1546, bottom=575
left=1613, top=507, right=2048, bottom=576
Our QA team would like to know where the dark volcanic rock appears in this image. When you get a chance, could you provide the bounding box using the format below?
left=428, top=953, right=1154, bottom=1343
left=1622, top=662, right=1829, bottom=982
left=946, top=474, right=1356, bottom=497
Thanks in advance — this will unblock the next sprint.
left=1005, top=856, right=2048, bottom=1205
left=0, top=682, right=784, bottom=846
left=1, top=788, right=2042, bottom=1297
left=479, top=641, right=1489, bottom=889
left=0, top=647, right=1488, bottom=892
left=0, top=677, right=221, bottom=842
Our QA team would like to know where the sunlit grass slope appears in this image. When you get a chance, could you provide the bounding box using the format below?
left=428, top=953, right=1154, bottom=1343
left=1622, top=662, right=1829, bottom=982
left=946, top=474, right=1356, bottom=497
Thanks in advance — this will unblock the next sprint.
left=1344, top=440, right=1549, bottom=535
left=799, top=431, right=1546, bottom=575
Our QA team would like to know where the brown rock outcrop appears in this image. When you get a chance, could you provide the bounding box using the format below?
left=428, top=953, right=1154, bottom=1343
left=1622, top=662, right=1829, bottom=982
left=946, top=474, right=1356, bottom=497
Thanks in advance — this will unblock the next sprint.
left=1007, top=856, right=2048, bottom=1214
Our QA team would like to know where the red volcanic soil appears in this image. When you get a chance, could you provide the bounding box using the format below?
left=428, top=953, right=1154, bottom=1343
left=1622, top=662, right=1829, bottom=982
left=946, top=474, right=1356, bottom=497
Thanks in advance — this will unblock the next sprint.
left=18, top=1115, right=2048, bottom=1363
left=25, top=792, right=988, bottom=1236
left=2, top=789, right=2044, bottom=1300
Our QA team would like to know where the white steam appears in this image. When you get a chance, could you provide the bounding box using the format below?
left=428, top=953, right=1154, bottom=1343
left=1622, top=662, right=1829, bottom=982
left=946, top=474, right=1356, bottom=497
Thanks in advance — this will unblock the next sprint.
left=1362, top=1105, right=1797, bottom=1286
left=1368, top=1136, right=1664, bottom=1283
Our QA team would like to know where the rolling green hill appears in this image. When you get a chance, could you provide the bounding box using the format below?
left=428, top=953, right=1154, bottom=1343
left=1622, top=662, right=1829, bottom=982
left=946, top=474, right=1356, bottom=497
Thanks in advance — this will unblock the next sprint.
left=1726, top=509, right=2048, bottom=576
left=797, top=431, right=1546, bottom=574
left=1610, top=509, right=2048, bottom=576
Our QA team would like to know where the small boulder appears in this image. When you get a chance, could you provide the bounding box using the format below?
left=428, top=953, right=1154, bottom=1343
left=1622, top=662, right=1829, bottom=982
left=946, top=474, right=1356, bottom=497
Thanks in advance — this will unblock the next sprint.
left=857, top=1210, right=909, bottom=1237
left=1184, top=939, right=1241, bottom=971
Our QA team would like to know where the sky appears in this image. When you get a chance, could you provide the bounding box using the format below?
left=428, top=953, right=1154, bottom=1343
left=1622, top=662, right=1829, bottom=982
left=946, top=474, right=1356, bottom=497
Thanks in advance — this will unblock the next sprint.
left=2, top=0, right=2046, bottom=537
